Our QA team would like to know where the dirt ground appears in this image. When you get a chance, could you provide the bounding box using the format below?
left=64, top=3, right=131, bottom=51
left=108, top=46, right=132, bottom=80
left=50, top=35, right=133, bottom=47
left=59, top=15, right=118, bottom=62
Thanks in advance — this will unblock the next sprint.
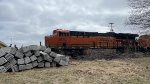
left=0, top=57, right=150, bottom=84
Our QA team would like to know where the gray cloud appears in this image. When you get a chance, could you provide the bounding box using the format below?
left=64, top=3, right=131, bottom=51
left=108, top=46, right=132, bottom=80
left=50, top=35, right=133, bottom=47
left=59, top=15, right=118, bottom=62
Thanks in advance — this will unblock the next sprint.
left=0, top=0, right=133, bottom=47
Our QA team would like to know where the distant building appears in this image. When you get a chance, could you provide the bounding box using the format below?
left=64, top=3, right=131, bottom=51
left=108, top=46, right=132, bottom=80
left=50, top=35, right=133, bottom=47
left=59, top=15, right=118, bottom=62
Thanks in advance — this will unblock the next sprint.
left=0, top=41, right=7, bottom=48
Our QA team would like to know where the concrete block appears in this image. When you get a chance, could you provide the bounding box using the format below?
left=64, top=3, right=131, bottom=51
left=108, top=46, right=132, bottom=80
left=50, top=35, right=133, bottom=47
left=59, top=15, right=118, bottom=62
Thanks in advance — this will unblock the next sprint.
left=29, top=45, right=39, bottom=51
left=4, top=62, right=13, bottom=70
left=9, top=58, right=17, bottom=65
left=43, top=54, right=52, bottom=62
left=51, top=62, right=56, bottom=67
left=53, top=54, right=64, bottom=63
left=59, top=60, right=68, bottom=66
left=37, top=56, right=43, bottom=62
left=26, top=63, right=33, bottom=70
left=15, top=51, right=24, bottom=58
left=45, top=62, right=51, bottom=68
left=0, top=66, right=7, bottom=72
left=3, top=58, right=16, bottom=70
left=0, top=57, right=7, bottom=65
left=22, top=46, right=30, bottom=53
left=40, top=51, right=52, bottom=62
left=39, top=46, right=47, bottom=51
left=46, top=58, right=52, bottom=62
left=61, top=56, right=70, bottom=63
left=30, top=55, right=37, bottom=62
left=24, top=57, right=31, bottom=64
left=50, top=52, right=57, bottom=58
left=65, top=56, right=70, bottom=62
left=1, top=47, right=17, bottom=55
left=57, top=54, right=65, bottom=57
left=32, top=61, right=38, bottom=67
left=40, top=51, right=47, bottom=56
left=54, top=57, right=61, bottom=63
left=44, top=48, right=51, bottom=54
left=17, top=58, right=25, bottom=65
left=9, top=47, right=17, bottom=55
left=19, top=65, right=26, bottom=71
left=0, top=49, right=6, bottom=57
left=34, top=51, right=40, bottom=57
left=4, top=54, right=14, bottom=61
left=11, top=65, right=18, bottom=72
left=1, top=47, right=11, bottom=53
left=25, top=51, right=32, bottom=57
left=56, top=56, right=69, bottom=66
left=38, top=62, right=44, bottom=68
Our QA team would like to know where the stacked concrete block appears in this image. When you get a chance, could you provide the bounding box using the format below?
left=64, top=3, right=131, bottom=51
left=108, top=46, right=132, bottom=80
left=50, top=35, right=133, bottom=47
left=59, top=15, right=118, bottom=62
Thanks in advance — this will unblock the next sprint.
left=9, top=48, right=17, bottom=55
left=17, top=58, right=25, bottom=65
left=45, top=62, right=51, bottom=68
left=15, top=51, right=24, bottom=58
left=39, top=46, right=47, bottom=51
left=11, top=65, right=19, bottom=72
left=0, top=45, right=70, bottom=73
left=0, top=57, right=7, bottom=65
left=30, top=55, right=37, bottom=62
left=59, top=60, right=68, bottom=66
left=19, top=65, right=26, bottom=71
left=5, top=54, right=14, bottom=61
left=22, top=46, right=30, bottom=53
left=44, top=48, right=51, bottom=54
left=26, top=63, right=33, bottom=70
left=29, top=45, right=39, bottom=51
left=34, top=51, right=40, bottom=57
left=50, top=52, right=57, bottom=58
left=32, top=61, right=38, bottom=67
left=0, top=66, right=7, bottom=72
left=25, top=51, right=32, bottom=57
left=24, top=57, right=31, bottom=64
left=43, top=54, right=52, bottom=62
left=37, top=56, right=43, bottom=62
left=1, top=47, right=13, bottom=54
left=0, top=49, right=6, bottom=57
left=59, top=56, right=70, bottom=66
left=0, top=47, right=17, bottom=57
left=9, top=58, right=17, bottom=65
left=53, top=54, right=64, bottom=63
left=51, top=62, right=57, bottom=67
left=1, top=47, right=16, bottom=55
left=3, top=58, right=17, bottom=71
left=38, top=62, right=44, bottom=68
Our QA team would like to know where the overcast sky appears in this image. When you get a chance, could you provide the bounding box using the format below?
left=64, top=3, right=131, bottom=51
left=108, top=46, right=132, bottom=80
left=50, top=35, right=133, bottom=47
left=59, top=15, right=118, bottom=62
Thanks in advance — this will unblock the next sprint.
left=0, top=0, right=138, bottom=46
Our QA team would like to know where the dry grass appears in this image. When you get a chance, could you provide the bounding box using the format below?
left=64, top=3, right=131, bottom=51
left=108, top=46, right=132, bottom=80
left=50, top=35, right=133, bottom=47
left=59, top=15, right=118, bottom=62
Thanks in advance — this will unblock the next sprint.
left=0, top=57, right=150, bottom=84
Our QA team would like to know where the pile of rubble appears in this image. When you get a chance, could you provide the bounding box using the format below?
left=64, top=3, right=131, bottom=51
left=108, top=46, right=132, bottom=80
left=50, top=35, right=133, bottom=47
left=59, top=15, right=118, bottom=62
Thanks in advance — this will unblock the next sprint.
left=0, top=45, right=69, bottom=72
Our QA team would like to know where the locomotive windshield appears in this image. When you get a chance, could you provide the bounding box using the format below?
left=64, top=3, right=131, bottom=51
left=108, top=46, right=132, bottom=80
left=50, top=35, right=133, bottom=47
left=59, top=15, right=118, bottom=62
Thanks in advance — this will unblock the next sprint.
left=53, top=29, right=70, bottom=36
left=53, top=30, right=58, bottom=36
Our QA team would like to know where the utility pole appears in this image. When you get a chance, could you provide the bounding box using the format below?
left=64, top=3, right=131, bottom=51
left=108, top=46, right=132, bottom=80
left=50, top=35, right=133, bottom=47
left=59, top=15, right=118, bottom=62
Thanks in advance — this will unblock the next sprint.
left=109, top=23, right=114, bottom=32
left=108, top=23, right=114, bottom=50
left=109, top=23, right=115, bottom=54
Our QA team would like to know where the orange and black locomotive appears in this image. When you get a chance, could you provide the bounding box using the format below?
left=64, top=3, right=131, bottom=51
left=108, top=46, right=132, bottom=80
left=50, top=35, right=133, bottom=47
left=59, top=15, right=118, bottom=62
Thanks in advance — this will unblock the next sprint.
left=45, top=29, right=140, bottom=55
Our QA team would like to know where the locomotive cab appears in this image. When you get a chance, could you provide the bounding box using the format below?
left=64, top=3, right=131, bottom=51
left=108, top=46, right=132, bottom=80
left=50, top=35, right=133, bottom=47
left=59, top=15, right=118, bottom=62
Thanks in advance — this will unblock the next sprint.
left=45, top=29, right=70, bottom=48
left=53, top=29, right=70, bottom=36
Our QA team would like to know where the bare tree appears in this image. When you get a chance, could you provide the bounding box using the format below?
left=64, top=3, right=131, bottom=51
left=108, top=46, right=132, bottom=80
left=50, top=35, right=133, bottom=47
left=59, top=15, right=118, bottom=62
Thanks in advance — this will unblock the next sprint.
left=128, top=0, right=150, bottom=32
